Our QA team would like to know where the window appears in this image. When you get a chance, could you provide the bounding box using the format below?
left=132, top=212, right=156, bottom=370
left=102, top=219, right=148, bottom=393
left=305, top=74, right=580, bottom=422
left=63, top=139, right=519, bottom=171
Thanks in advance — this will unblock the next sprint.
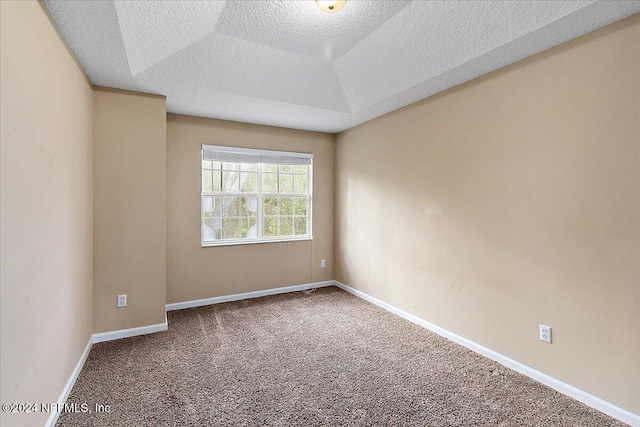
left=201, top=145, right=312, bottom=246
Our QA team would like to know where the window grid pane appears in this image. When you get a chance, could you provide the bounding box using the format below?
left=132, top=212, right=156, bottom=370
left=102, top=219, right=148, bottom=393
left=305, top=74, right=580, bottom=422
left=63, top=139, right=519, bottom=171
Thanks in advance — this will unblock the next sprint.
left=202, top=169, right=212, bottom=193
left=240, top=172, right=257, bottom=193
left=212, top=171, right=222, bottom=192
left=222, top=162, right=239, bottom=171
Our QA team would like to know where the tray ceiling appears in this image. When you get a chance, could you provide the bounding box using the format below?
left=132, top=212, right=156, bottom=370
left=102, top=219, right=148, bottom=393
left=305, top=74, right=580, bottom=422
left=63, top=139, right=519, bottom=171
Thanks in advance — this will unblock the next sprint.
left=44, top=1, right=640, bottom=133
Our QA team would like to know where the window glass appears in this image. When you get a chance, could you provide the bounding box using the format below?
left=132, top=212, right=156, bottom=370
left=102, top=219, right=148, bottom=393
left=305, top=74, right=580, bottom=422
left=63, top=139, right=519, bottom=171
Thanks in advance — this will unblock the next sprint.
left=201, top=147, right=311, bottom=246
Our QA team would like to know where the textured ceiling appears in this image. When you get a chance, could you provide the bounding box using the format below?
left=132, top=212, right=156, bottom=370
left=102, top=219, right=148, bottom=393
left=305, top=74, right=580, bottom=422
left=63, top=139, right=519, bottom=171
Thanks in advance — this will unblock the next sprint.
left=44, top=1, right=640, bottom=133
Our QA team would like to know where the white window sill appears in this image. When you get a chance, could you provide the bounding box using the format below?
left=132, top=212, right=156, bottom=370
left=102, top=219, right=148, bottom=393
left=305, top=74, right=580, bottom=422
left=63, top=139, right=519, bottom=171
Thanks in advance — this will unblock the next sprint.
left=201, top=237, right=312, bottom=248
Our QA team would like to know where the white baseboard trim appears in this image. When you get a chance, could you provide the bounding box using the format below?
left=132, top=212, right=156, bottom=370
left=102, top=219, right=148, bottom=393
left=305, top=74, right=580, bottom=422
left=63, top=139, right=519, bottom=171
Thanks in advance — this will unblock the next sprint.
left=46, top=281, right=333, bottom=425
left=166, top=280, right=335, bottom=312
left=92, top=314, right=168, bottom=344
left=334, top=281, right=640, bottom=427
left=45, top=336, right=93, bottom=427
left=46, top=315, right=169, bottom=425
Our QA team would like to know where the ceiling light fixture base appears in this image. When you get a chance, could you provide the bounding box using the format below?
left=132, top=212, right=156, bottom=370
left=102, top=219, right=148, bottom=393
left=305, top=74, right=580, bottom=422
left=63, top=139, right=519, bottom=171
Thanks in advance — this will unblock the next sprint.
left=316, top=0, right=346, bottom=13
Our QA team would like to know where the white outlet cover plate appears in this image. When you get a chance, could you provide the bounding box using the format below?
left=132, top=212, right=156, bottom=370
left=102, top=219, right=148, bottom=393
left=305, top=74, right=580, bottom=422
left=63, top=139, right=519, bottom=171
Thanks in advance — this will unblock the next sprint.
left=539, top=324, right=552, bottom=343
left=117, top=294, right=127, bottom=308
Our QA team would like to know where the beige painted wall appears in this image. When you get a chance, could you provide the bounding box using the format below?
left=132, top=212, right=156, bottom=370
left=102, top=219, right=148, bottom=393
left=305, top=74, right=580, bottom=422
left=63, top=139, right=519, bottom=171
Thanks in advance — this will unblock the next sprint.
left=335, top=16, right=640, bottom=414
left=167, top=114, right=334, bottom=303
left=93, top=88, right=167, bottom=332
left=0, top=2, right=94, bottom=426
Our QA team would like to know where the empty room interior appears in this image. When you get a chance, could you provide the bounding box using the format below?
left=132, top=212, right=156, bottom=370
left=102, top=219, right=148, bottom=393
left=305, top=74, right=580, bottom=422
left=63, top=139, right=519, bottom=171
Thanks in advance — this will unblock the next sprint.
left=1, top=1, right=639, bottom=426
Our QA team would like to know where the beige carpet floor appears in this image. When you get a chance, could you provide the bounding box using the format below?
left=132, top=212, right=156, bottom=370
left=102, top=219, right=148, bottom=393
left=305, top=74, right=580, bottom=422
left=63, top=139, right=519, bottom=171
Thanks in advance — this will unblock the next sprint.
left=57, top=286, right=626, bottom=426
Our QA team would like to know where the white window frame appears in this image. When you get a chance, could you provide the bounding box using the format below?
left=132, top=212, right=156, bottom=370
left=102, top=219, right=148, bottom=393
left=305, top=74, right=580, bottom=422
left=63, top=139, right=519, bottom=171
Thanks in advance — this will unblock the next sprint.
left=201, top=145, right=313, bottom=247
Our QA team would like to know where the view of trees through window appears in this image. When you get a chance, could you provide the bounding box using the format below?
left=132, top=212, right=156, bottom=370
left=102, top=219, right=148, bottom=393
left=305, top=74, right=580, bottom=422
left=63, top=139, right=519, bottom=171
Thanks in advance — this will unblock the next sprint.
left=202, top=159, right=311, bottom=244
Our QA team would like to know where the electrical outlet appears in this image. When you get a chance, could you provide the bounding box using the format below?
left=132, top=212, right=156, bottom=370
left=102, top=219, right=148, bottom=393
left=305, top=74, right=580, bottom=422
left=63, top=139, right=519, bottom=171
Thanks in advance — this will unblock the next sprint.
left=320, top=259, right=326, bottom=268
left=117, top=294, right=127, bottom=308
left=539, top=324, right=551, bottom=343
